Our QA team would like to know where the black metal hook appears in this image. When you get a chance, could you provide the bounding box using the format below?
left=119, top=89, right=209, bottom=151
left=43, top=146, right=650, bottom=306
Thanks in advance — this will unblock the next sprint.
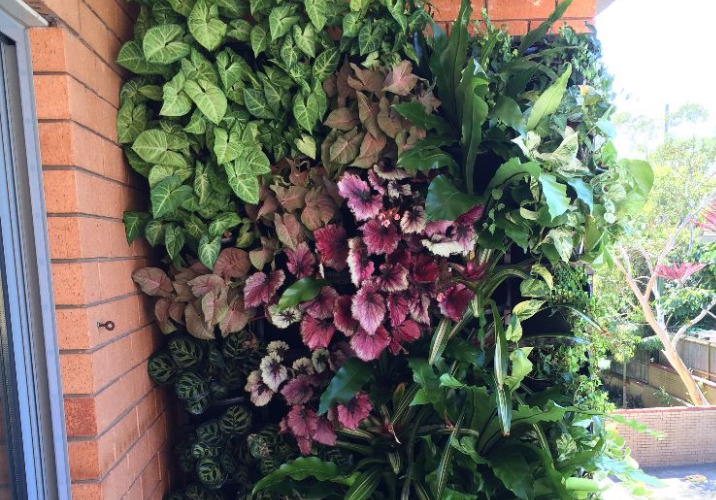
left=97, top=321, right=115, bottom=331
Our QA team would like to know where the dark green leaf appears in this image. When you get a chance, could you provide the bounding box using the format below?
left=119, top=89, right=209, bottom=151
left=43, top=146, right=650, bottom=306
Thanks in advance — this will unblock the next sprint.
left=151, top=175, right=193, bottom=218
left=253, top=457, right=343, bottom=493
left=526, top=64, right=572, bottom=131
left=345, top=468, right=382, bottom=500
left=485, top=158, right=541, bottom=194
left=393, top=102, right=450, bottom=134
left=318, top=358, right=372, bottom=414
left=518, top=0, right=574, bottom=55
left=539, top=173, right=570, bottom=220
left=425, top=175, right=482, bottom=221
left=123, top=211, right=151, bottom=244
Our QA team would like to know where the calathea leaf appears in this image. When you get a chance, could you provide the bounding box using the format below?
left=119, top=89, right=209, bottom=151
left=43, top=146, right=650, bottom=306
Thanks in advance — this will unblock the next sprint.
left=184, top=79, right=227, bottom=125
left=117, top=101, right=147, bottom=143
left=538, top=173, right=570, bottom=220
left=526, top=64, right=572, bottom=131
left=268, top=4, right=299, bottom=41
left=142, top=24, right=190, bottom=64
left=187, top=0, right=227, bottom=51
left=151, top=175, right=193, bottom=218
left=304, top=0, right=327, bottom=30
left=123, top=211, right=151, bottom=244
left=318, top=358, right=371, bottom=414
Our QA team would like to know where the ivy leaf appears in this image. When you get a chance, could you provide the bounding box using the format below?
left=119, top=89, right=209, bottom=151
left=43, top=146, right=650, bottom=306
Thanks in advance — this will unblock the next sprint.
left=526, top=64, right=572, bottom=131
left=253, top=457, right=343, bottom=494
left=277, top=276, right=325, bottom=311
left=304, top=0, right=327, bottom=30
left=425, top=175, right=482, bottom=221
left=313, top=48, right=340, bottom=82
left=142, top=24, right=190, bottom=64
left=244, top=88, right=276, bottom=119
left=184, top=78, right=227, bottom=125
left=225, top=163, right=260, bottom=203
left=318, top=358, right=372, bottom=414
left=151, top=175, right=193, bottom=218
left=198, top=235, right=222, bottom=269
left=538, top=173, right=570, bottom=220
left=187, top=0, right=227, bottom=51
left=123, top=211, right=151, bottom=244
left=117, top=101, right=147, bottom=143
left=250, top=24, right=269, bottom=57
left=269, top=5, right=300, bottom=41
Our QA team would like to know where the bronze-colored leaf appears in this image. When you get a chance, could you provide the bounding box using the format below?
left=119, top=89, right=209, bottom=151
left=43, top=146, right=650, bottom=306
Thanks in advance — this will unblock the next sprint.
left=132, top=267, right=174, bottom=297
left=302, top=189, right=336, bottom=230
left=356, top=91, right=381, bottom=138
left=324, top=107, right=359, bottom=131
left=185, top=300, right=215, bottom=340
left=349, top=63, right=385, bottom=93
left=330, top=129, right=363, bottom=164
left=187, top=273, right=225, bottom=297
left=377, top=96, right=403, bottom=138
left=353, top=131, right=387, bottom=168
left=272, top=184, right=308, bottom=212
left=275, top=213, right=305, bottom=250
left=218, top=290, right=251, bottom=337
left=383, top=60, right=418, bottom=96
left=214, top=248, right=251, bottom=279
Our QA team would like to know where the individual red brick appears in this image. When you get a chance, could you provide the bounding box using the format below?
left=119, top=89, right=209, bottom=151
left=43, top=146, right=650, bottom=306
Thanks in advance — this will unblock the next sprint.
left=51, top=261, right=101, bottom=306
left=488, top=0, right=555, bottom=20
left=563, top=0, right=595, bottom=18
left=38, top=122, right=74, bottom=166
left=64, top=397, right=98, bottom=437
left=33, top=74, right=71, bottom=119
left=28, top=0, right=82, bottom=32
left=430, top=0, right=485, bottom=22
left=29, top=27, right=67, bottom=72
left=68, top=440, right=100, bottom=480
left=82, top=0, right=134, bottom=42
left=60, top=353, right=94, bottom=395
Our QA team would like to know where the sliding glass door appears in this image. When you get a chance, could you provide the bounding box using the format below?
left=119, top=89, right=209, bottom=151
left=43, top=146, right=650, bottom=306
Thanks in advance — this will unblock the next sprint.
left=0, top=6, right=70, bottom=500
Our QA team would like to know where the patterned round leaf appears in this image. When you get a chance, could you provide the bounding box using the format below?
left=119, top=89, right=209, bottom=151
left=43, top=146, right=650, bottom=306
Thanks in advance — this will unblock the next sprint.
left=147, top=351, right=176, bottom=384
left=219, top=405, right=252, bottom=435
left=168, top=336, right=204, bottom=368
left=174, top=371, right=210, bottom=403
left=195, top=457, right=227, bottom=488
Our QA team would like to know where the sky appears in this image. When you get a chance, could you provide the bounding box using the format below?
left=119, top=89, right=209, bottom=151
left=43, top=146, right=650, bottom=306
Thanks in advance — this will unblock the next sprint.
left=595, top=0, right=716, bottom=143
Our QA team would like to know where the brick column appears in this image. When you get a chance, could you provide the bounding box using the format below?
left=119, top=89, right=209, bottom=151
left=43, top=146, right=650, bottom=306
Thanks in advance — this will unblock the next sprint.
left=26, top=0, right=172, bottom=497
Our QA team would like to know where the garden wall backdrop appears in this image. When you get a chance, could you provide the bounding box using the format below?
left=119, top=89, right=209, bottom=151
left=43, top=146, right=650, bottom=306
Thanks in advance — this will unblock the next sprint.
left=22, top=0, right=599, bottom=498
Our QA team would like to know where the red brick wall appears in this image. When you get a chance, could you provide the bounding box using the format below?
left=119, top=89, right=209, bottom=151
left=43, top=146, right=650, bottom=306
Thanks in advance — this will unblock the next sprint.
left=611, top=407, right=716, bottom=467
left=431, top=0, right=595, bottom=34
left=26, top=0, right=172, bottom=498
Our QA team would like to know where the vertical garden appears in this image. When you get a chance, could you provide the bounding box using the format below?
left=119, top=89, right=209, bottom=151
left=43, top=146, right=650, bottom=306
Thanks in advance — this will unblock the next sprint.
left=116, top=0, right=657, bottom=498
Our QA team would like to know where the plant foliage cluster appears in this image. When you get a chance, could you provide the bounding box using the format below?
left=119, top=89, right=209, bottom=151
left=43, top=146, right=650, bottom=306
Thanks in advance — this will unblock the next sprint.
left=118, top=0, right=658, bottom=498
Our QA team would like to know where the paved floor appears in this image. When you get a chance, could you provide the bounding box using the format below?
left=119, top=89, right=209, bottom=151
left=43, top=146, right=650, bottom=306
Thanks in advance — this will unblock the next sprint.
left=603, top=463, right=716, bottom=499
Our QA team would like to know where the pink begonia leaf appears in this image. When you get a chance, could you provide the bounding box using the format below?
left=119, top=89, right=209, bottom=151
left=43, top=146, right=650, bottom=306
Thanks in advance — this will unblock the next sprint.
left=438, top=284, right=475, bottom=322
left=302, top=189, right=336, bottom=231
left=218, top=290, right=251, bottom=337
left=280, top=376, right=315, bottom=405
left=336, top=392, right=373, bottom=429
left=334, top=295, right=360, bottom=336
left=314, top=224, right=348, bottom=271
left=350, top=326, right=390, bottom=361
left=275, top=213, right=305, bottom=250
left=383, top=60, right=418, bottom=96
left=409, top=293, right=431, bottom=324
left=185, top=301, right=215, bottom=340
left=213, top=248, right=251, bottom=280
left=285, top=242, right=317, bottom=279
left=313, top=417, right=337, bottom=446
left=376, top=263, right=409, bottom=293
left=389, top=319, right=422, bottom=355
left=352, top=282, right=386, bottom=335
left=401, top=207, right=427, bottom=234
left=260, top=352, right=288, bottom=391
left=337, top=173, right=382, bottom=222
left=387, top=292, right=410, bottom=327
left=303, top=286, right=338, bottom=320
left=362, top=219, right=400, bottom=255
left=287, top=405, right=318, bottom=438
left=132, top=267, right=173, bottom=297
left=374, top=159, right=410, bottom=180
left=243, top=270, right=285, bottom=308
left=245, top=370, right=274, bottom=407
left=300, top=315, right=336, bottom=350
left=411, top=253, right=441, bottom=283
left=348, top=238, right=375, bottom=287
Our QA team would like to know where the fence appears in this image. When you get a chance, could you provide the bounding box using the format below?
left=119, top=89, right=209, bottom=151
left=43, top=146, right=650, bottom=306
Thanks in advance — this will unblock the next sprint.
left=609, top=349, right=651, bottom=383
left=658, top=337, right=716, bottom=382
